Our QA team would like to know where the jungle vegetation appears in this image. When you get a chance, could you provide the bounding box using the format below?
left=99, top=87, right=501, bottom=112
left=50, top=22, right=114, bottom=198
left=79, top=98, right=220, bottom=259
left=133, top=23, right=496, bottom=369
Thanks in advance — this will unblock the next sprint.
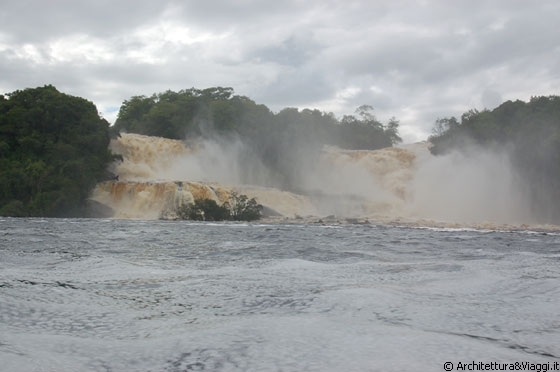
left=175, top=192, right=263, bottom=221
left=0, top=86, right=116, bottom=217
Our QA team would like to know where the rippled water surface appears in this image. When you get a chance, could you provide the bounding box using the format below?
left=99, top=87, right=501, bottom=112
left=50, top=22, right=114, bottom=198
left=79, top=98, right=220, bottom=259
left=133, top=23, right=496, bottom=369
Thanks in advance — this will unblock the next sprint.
left=1, top=218, right=559, bottom=371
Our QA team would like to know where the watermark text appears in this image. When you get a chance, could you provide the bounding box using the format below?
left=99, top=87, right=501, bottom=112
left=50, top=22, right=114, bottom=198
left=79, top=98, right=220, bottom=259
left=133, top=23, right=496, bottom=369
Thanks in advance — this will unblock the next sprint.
left=443, top=361, right=559, bottom=372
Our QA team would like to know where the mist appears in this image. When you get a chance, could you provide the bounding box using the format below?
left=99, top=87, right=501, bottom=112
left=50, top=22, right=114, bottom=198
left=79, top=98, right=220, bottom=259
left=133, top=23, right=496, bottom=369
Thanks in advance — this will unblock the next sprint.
left=164, top=137, right=279, bottom=187
left=109, top=133, right=277, bottom=187
left=409, top=146, right=533, bottom=224
left=296, top=142, right=534, bottom=224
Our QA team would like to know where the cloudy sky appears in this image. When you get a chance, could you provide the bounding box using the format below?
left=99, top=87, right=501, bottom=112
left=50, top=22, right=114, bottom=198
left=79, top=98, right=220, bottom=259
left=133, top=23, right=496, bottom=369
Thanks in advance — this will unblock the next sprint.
left=1, top=0, right=559, bottom=142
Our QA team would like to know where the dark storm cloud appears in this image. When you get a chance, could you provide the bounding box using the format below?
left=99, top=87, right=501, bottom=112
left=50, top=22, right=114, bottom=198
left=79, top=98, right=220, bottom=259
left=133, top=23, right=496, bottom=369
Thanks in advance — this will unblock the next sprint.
left=0, top=0, right=559, bottom=142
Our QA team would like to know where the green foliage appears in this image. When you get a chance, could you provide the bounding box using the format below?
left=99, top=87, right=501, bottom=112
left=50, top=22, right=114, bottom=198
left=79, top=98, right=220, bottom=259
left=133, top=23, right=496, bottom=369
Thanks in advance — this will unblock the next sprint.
left=177, top=199, right=231, bottom=221
left=385, top=117, right=403, bottom=145
left=112, top=88, right=238, bottom=139
left=0, top=200, right=27, bottom=217
left=429, top=95, right=560, bottom=223
left=113, top=88, right=402, bottom=150
left=229, top=192, right=263, bottom=221
left=337, top=105, right=395, bottom=149
left=175, top=193, right=262, bottom=222
left=0, top=85, right=115, bottom=217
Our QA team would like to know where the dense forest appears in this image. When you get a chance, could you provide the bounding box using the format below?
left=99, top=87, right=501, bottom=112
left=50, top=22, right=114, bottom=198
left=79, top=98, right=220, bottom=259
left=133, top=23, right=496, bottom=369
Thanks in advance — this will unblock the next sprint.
left=112, top=87, right=401, bottom=147
left=0, top=86, right=115, bottom=217
left=112, top=87, right=402, bottom=189
left=429, top=96, right=560, bottom=223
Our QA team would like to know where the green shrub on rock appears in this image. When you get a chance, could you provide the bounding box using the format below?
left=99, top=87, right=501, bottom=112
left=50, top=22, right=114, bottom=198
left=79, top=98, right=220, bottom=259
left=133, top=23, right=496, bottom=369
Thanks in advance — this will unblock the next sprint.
left=229, top=192, right=263, bottom=221
left=175, top=193, right=262, bottom=222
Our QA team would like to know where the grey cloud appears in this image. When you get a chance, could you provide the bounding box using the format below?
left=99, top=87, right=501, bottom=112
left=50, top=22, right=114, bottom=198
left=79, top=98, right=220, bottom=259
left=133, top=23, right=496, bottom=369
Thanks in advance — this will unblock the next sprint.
left=167, top=0, right=306, bottom=29
left=328, top=36, right=444, bottom=83
left=256, top=66, right=335, bottom=109
left=481, top=89, right=503, bottom=110
left=1, top=0, right=559, bottom=143
left=0, top=1, right=169, bottom=43
left=250, top=34, right=321, bottom=67
left=345, top=89, right=393, bottom=114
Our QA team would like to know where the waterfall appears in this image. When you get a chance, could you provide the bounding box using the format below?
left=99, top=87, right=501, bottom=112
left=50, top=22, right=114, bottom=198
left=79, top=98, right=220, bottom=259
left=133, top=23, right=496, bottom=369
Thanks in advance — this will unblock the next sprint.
left=90, top=133, right=536, bottom=225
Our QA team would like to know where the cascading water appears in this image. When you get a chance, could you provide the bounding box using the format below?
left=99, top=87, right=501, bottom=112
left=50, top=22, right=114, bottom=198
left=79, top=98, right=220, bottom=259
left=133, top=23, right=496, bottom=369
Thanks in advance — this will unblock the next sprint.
left=90, top=134, right=317, bottom=219
left=90, top=133, right=543, bottom=227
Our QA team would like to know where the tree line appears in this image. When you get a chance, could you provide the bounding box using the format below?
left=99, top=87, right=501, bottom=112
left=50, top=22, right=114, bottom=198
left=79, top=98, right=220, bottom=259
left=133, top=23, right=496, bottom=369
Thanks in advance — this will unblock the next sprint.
left=111, top=87, right=402, bottom=148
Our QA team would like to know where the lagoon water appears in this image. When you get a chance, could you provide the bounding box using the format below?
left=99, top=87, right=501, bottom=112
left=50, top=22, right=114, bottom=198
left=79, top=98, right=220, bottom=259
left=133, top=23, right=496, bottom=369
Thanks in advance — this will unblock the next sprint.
left=1, top=218, right=559, bottom=371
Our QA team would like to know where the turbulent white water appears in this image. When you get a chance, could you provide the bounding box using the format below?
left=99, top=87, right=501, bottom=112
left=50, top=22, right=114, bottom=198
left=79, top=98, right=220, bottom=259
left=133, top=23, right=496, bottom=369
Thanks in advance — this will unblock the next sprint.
left=90, top=133, right=538, bottom=226
left=1, top=218, right=559, bottom=371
